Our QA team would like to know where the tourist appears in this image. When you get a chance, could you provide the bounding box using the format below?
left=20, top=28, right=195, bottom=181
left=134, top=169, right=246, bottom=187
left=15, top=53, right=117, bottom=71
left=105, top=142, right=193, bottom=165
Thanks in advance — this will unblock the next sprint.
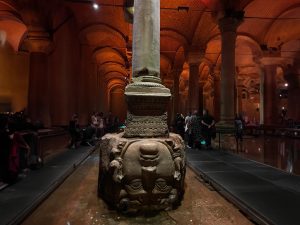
left=68, top=114, right=81, bottom=149
left=190, top=110, right=202, bottom=149
left=174, top=113, right=185, bottom=139
left=234, top=114, right=245, bottom=141
left=185, top=112, right=192, bottom=148
left=201, top=109, right=215, bottom=149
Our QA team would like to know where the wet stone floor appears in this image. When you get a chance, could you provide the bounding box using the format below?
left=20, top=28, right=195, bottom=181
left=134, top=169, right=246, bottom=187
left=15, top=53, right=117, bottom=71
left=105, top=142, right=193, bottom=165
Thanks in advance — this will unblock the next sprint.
left=21, top=150, right=253, bottom=225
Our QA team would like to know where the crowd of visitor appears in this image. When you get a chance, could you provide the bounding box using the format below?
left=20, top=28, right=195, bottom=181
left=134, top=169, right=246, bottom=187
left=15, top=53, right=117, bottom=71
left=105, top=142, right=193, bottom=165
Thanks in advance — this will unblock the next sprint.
left=68, top=111, right=122, bottom=149
left=0, top=111, right=40, bottom=186
left=173, top=109, right=216, bottom=150
left=0, top=110, right=122, bottom=188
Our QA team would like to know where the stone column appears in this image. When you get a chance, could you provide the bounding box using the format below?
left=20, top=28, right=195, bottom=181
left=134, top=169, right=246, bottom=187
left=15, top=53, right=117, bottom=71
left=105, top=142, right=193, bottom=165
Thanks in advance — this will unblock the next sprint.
left=124, top=0, right=171, bottom=137
left=132, top=0, right=160, bottom=81
left=187, top=51, right=202, bottom=113
left=236, top=85, right=243, bottom=114
left=260, top=57, right=282, bottom=125
left=99, top=0, right=185, bottom=212
left=77, top=45, right=91, bottom=125
left=284, top=66, right=300, bottom=122
left=199, top=81, right=204, bottom=115
left=218, top=17, right=241, bottom=127
left=188, top=63, right=199, bottom=112
left=97, top=67, right=106, bottom=113
left=23, top=32, right=51, bottom=127
left=258, top=64, right=265, bottom=125
left=213, top=70, right=221, bottom=121
left=164, top=79, right=174, bottom=125
left=171, top=69, right=181, bottom=118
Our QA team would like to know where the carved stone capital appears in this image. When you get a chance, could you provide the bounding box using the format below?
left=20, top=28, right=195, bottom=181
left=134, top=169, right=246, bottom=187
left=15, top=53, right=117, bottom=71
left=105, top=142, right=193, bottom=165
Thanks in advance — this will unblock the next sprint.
left=260, top=57, right=285, bottom=66
left=23, top=30, right=52, bottom=53
left=187, top=49, right=204, bottom=66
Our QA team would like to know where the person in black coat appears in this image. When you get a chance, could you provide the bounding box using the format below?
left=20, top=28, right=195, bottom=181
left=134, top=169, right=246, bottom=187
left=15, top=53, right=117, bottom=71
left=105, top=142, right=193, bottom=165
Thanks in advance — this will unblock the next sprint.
left=201, top=109, right=215, bottom=149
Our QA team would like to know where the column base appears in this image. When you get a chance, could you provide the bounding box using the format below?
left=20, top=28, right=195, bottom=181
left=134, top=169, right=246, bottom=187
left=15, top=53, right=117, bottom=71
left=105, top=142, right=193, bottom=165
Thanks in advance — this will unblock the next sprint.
left=124, top=81, right=171, bottom=138
left=216, top=120, right=235, bottom=131
left=98, top=132, right=186, bottom=213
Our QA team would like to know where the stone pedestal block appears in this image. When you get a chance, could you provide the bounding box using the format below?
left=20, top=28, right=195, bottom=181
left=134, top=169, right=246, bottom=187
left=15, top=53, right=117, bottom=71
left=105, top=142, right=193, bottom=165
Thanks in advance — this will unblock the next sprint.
left=98, top=132, right=186, bottom=212
left=124, top=81, right=171, bottom=137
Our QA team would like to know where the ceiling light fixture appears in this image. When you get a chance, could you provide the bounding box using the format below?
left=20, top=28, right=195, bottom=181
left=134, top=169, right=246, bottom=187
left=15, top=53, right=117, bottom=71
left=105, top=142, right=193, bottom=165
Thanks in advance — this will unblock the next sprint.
left=93, top=3, right=99, bottom=10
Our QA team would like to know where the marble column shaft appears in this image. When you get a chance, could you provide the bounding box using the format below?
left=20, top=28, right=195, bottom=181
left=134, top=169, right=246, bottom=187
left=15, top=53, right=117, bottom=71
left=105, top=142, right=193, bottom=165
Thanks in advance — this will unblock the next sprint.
left=124, top=0, right=170, bottom=137
left=213, top=76, right=221, bottom=121
left=132, top=0, right=160, bottom=78
left=199, top=82, right=204, bottom=115
left=172, top=70, right=180, bottom=116
left=258, top=65, right=264, bottom=125
left=28, top=52, right=50, bottom=126
left=285, top=68, right=300, bottom=122
left=263, top=65, right=277, bottom=125
left=188, top=63, right=200, bottom=113
left=218, top=17, right=240, bottom=126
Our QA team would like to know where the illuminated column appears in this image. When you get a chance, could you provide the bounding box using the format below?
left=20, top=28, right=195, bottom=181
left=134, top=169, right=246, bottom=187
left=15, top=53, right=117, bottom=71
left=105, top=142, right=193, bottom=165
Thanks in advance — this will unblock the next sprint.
left=164, top=79, right=174, bottom=125
left=199, top=81, right=204, bottom=114
left=213, top=70, right=221, bottom=121
left=260, top=57, right=282, bottom=125
left=187, top=51, right=202, bottom=113
left=284, top=65, right=300, bottom=122
left=258, top=64, right=265, bottom=125
left=77, top=45, right=91, bottom=124
left=218, top=16, right=241, bottom=127
left=124, top=0, right=171, bottom=137
left=236, top=85, right=243, bottom=114
left=171, top=69, right=182, bottom=117
left=132, top=0, right=160, bottom=81
left=97, top=66, right=107, bottom=113
left=24, top=31, right=51, bottom=127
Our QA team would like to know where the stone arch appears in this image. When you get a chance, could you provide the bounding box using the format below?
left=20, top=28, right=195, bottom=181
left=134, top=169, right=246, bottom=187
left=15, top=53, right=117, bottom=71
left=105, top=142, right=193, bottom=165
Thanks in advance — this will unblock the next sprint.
left=236, top=35, right=262, bottom=57
left=160, top=53, right=172, bottom=78
left=79, top=23, right=126, bottom=51
left=0, top=1, right=27, bottom=51
left=107, top=78, right=127, bottom=122
left=100, top=64, right=129, bottom=79
left=93, top=47, right=126, bottom=66
left=104, top=70, right=128, bottom=84
left=173, top=46, right=185, bottom=69
left=199, top=62, right=211, bottom=81
left=264, top=6, right=300, bottom=47
left=160, top=28, right=189, bottom=50
left=205, top=35, right=221, bottom=66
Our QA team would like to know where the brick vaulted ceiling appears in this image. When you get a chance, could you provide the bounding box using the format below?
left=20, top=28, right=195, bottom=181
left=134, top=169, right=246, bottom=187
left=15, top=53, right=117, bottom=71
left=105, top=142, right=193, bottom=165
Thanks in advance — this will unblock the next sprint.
left=1, top=0, right=300, bottom=85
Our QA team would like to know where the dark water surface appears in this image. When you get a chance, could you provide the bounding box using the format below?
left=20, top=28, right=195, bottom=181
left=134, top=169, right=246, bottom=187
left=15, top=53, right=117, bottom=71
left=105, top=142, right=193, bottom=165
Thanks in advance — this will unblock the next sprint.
left=238, top=136, right=300, bottom=175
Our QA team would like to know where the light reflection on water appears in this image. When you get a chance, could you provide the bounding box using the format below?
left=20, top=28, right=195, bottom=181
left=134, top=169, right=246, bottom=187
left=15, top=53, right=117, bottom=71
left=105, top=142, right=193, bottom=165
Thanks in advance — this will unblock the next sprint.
left=238, top=136, right=300, bottom=175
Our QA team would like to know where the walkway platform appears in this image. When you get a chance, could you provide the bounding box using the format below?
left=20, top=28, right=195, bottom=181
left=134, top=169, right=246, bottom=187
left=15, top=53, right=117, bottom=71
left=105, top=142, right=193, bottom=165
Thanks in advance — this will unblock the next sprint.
left=0, top=145, right=96, bottom=225
left=187, top=148, right=300, bottom=225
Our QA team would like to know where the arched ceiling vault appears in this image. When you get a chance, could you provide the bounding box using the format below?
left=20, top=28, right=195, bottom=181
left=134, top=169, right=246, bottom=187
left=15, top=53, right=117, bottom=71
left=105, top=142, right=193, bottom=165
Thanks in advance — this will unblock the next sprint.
left=79, top=23, right=127, bottom=58
left=0, top=1, right=27, bottom=51
left=107, top=78, right=126, bottom=92
left=93, top=47, right=126, bottom=66
left=2, top=0, right=300, bottom=87
left=160, top=53, right=172, bottom=77
left=264, top=6, right=300, bottom=47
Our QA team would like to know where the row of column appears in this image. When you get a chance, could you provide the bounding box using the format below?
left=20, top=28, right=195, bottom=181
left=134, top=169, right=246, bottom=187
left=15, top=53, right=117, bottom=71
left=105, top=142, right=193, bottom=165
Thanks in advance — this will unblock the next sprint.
left=24, top=31, right=51, bottom=127
left=25, top=13, right=299, bottom=128
left=25, top=33, right=100, bottom=126
left=171, top=14, right=295, bottom=126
